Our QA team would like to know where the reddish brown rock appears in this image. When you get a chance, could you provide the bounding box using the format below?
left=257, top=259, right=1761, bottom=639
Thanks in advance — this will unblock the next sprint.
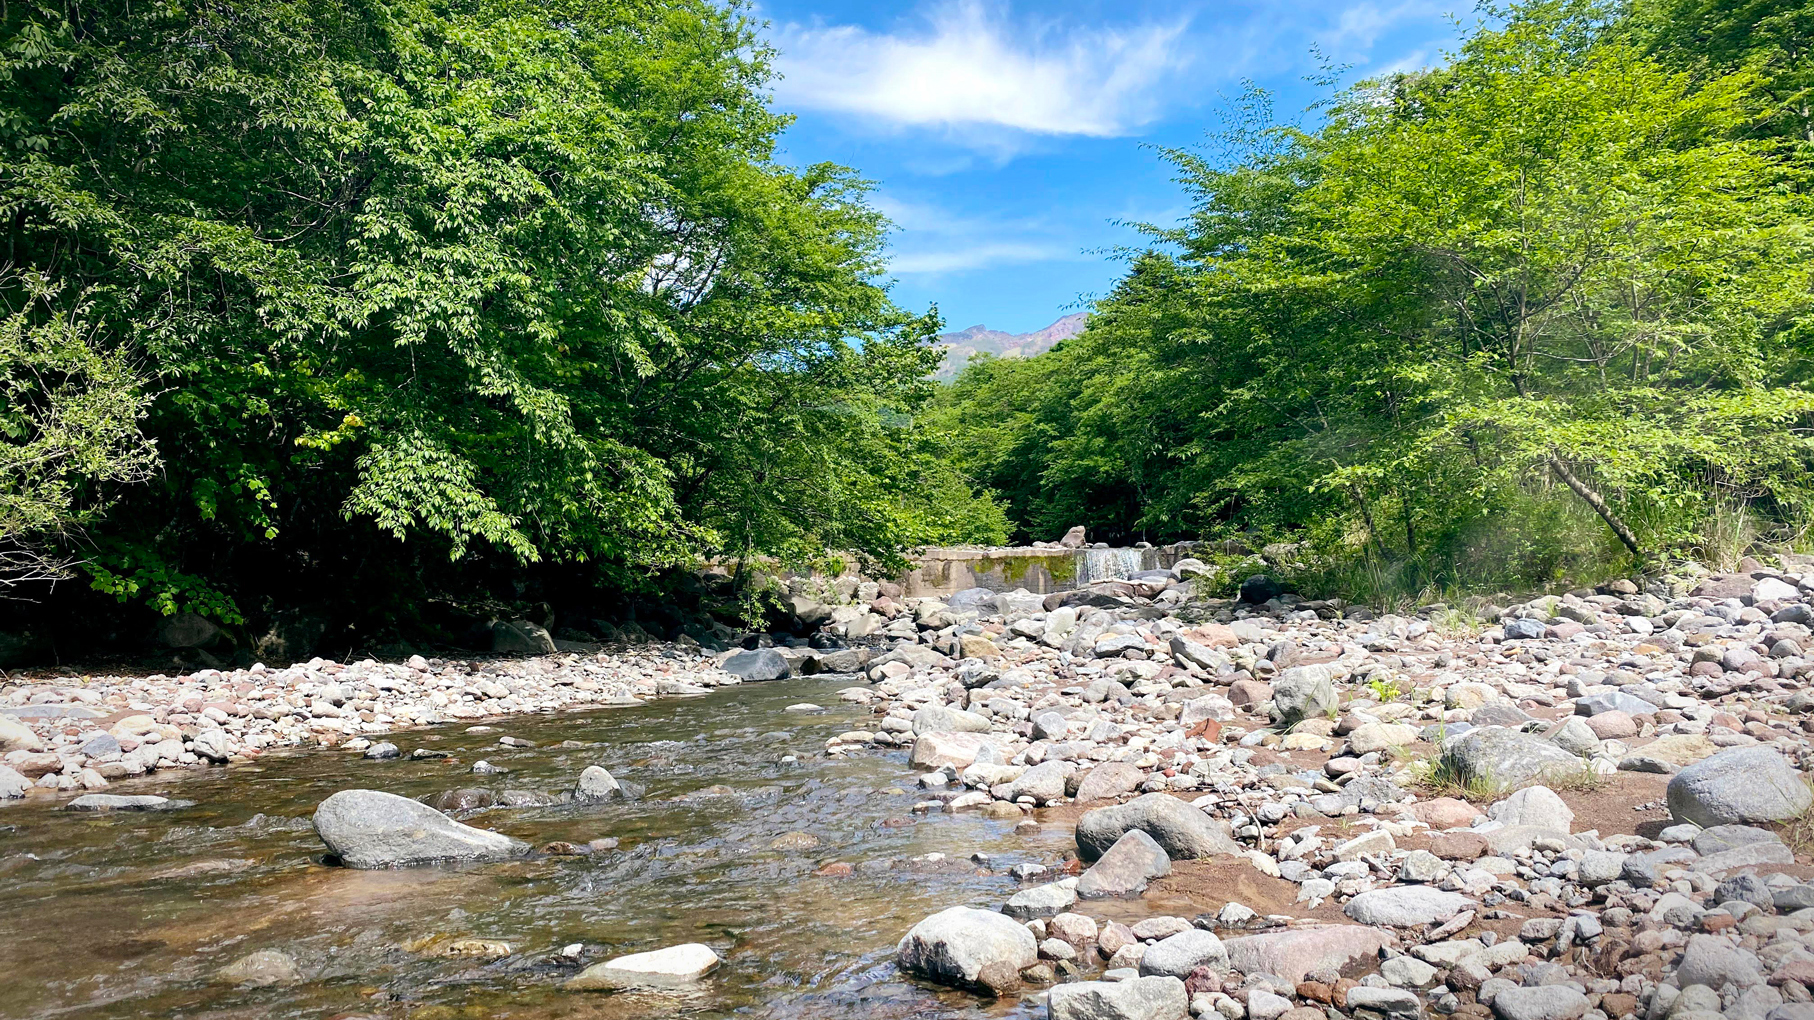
left=1411, top=797, right=1483, bottom=829
left=1428, top=832, right=1490, bottom=861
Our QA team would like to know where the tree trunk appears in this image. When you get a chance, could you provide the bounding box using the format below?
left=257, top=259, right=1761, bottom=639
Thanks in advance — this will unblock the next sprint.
left=1547, top=454, right=1643, bottom=557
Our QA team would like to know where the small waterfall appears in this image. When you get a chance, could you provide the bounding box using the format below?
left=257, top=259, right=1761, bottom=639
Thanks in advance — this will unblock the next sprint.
left=1076, top=547, right=1148, bottom=584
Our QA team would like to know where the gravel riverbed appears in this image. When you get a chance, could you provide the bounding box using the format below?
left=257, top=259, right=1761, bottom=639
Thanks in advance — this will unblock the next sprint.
left=6, top=555, right=1814, bottom=1020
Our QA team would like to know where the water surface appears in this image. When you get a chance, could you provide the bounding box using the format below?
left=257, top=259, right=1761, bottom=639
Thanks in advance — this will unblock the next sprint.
left=0, top=677, right=1066, bottom=1020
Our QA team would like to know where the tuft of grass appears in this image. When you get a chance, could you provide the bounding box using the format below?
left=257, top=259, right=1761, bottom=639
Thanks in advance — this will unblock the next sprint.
left=1771, top=778, right=1814, bottom=858
left=1409, top=754, right=1501, bottom=803
left=1368, top=677, right=1404, bottom=703
left=1541, top=766, right=1610, bottom=795
left=1697, top=500, right=1759, bottom=573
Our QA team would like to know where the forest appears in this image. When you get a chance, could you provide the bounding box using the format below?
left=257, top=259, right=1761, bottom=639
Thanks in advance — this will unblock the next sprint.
left=935, top=0, right=1814, bottom=602
left=1, top=0, right=1811, bottom=656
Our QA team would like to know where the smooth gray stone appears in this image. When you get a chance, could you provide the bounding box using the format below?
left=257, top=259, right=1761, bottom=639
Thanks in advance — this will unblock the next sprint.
left=312, top=789, right=530, bottom=867
left=1692, top=824, right=1781, bottom=856
left=0, top=705, right=104, bottom=720
left=65, top=794, right=188, bottom=811
left=1667, top=746, right=1813, bottom=827
left=1075, top=794, right=1240, bottom=861
left=1048, top=976, right=1188, bottom=1020
left=1574, top=692, right=1657, bottom=717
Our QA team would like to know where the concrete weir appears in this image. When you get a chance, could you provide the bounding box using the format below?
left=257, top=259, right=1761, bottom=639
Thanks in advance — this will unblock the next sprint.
left=899, top=544, right=1197, bottom=598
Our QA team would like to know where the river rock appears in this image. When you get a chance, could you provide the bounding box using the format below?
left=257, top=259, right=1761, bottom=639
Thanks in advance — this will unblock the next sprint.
left=1271, top=665, right=1337, bottom=725
left=65, top=794, right=182, bottom=811
left=574, top=765, right=625, bottom=801
left=1075, top=793, right=1239, bottom=861
left=1348, top=722, right=1419, bottom=755
left=1009, top=760, right=1068, bottom=803
left=1223, top=925, right=1395, bottom=985
left=0, top=716, right=42, bottom=752
left=564, top=942, right=722, bottom=988
left=909, top=731, right=995, bottom=770
left=897, top=905, right=1037, bottom=995
left=1490, top=985, right=1590, bottom=1020
left=1487, top=786, right=1573, bottom=833
left=1344, top=887, right=1475, bottom=926
left=1575, top=691, right=1656, bottom=718
left=0, top=764, right=29, bottom=798
left=721, top=648, right=789, bottom=681
left=1078, top=829, right=1171, bottom=898
left=491, top=619, right=556, bottom=655
left=1445, top=726, right=1587, bottom=792
left=1694, top=824, right=1782, bottom=855
left=1137, top=929, right=1227, bottom=978
left=1005, top=879, right=1079, bottom=919
left=312, top=789, right=530, bottom=867
left=1675, top=933, right=1764, bottom=988
left=913, top=705, right=991, bottom=735
left=213, top=949, right=302, bottom=987
left=1075, top=761, right=1145, bottom=802
left=1667, top=746, right=1813, bottom=827
left=363, top=741, right=400, bottom=760
left=1048, top=975, right=1188, bottom=1020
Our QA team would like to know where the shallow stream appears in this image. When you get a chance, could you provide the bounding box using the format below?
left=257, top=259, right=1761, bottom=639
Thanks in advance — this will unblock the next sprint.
left=0, top=677, right=1066, bottom=1020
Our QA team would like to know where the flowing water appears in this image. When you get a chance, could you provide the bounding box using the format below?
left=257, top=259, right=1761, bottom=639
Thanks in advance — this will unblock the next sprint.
left=1076, top=548, right=1155, bottom=585
left=0, top=677, right=1072, bottom=1020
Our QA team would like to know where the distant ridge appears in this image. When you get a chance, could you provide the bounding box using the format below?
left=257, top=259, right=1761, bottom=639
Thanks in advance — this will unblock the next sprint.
left=933, top=312, right=1087, bottom=380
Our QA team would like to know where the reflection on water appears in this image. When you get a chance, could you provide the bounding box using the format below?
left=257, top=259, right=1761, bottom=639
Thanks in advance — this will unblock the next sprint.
left=0, top=677, right=1069, bottom=1020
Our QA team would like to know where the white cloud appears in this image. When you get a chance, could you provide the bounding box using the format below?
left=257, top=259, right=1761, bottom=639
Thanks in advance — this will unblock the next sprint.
left=769, top=2, right=1193, bottom=139
left=873, top=193, right=1087, bottom=276
left=1317, top=1, right=1455, bottom=61
left=891, top=241, right=1070, bottom=274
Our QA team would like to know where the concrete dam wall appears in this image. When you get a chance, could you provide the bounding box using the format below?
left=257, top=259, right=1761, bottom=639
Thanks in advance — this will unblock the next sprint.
left=898, top=544, right=1200, bottom=597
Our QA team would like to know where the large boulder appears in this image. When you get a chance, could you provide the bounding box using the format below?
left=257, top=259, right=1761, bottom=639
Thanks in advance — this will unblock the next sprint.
left=312, top=789, right=530, bottom=867
left=157, top=611, right=223, bottom=648
left=908, top=731, right=995, bottom=770
left=1077, top=829, right=1171, bottom=899
left=213, top=949, right=302, bottom=987
left=0, top=764, right=29, bottom=799
left=1343, top=887, right=1474, bottom=926
left=1443, top=726, right=1587, bottom=793
left=1490, top=985, right=1590, bottom=1020
left=912, top=705, right=992, bottom=735
left=490, top=619, right=556, bottom=655
left=0, top=717, right=42, bottom=752
left=1668, top=746, right=1813, bottom=827
left=1223, top=926, right=1396, bottom=985
left=574, top=766, right=626, bottom=802
left=565, top=943, right=722, bottom=989
left=1076, top=793, right=1240, bottom=862
left=1075, top=762, right=1145, bottom=803
left=1138, top=929, right=1227, bottom=978
left=1009, top=760, right=1068, bottom=803
left=1674, top=933, right=1764, bottom=989
left=1487, top=786, right=1573, bottom=833
left=721, top=648, right=790, bottom=681
left=1271, top=665, right=1337, bottom=725
left=1240, top=575, right=1284, bottom=604
left=1048, top=976, right=1188, bottom=1020
left=896, top=905, right=1037, bottom=995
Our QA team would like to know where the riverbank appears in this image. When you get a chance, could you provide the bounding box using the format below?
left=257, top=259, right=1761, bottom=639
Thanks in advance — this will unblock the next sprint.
left=0, top=645, right=743, bottom=795
left=6, top=555, right=1814, bottom=1020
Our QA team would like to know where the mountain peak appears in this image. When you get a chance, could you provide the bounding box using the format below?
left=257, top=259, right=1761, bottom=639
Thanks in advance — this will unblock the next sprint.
left=934, top=313, right=1086, bottom=379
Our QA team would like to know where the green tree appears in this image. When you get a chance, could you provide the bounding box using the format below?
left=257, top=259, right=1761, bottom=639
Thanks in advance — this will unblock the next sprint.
left=940, top=0, right=1814, bottom=590
left=0, top=0, right=994, bottom=632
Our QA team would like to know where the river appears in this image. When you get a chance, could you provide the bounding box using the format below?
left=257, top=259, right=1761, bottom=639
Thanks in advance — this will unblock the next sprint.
left=0, top=676, right=1068, bottom=1020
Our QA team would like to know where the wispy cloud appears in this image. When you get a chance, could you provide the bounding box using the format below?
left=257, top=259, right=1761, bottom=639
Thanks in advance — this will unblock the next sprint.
left=769, top=2, right=1194, bottom=141
left=874, top=194, right=1087, bottom=276
left=1317, top=1, right=1456, bottom=61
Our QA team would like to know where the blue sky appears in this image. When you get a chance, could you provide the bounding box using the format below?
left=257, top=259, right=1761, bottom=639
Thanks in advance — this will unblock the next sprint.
left=755, top=0, right=1478, bottom=334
